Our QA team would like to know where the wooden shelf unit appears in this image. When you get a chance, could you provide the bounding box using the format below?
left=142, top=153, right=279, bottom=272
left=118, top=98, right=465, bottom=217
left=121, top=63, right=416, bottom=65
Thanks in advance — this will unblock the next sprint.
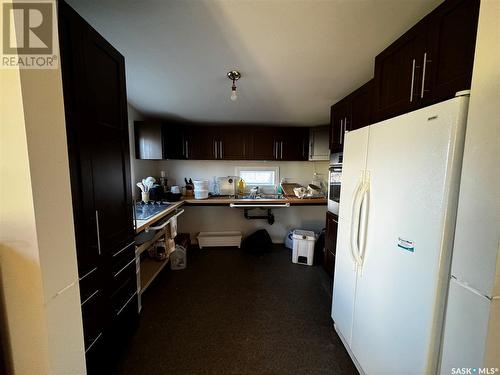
left=136, top=209, right=184, bottom=295
left=140, top=257, right=170, bottom=294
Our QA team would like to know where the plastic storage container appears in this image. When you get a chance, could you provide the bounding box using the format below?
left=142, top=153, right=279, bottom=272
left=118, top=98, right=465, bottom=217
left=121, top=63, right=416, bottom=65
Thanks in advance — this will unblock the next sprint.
left=194, top=190, right=209, bottom=199
left=292, top=229, right=316, bottom=266
left=284, top=229, right=294, bottom=249
left=193, top=179, right=209, bottom=190
left=170, top=245, right=187, bottom=270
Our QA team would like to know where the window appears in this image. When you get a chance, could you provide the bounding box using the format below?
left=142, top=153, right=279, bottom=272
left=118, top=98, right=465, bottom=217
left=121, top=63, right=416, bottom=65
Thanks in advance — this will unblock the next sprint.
left=236, top=166, right=279, bottom=187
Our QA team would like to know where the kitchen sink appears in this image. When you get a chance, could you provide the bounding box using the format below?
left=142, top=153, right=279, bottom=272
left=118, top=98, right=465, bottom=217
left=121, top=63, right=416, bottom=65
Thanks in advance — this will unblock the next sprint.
left=238, top=194, right=285, bottom=200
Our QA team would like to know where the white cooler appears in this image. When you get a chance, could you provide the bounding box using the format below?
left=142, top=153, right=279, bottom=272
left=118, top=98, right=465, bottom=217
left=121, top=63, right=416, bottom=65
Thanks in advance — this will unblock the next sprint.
left=292, top=230, right=316, bottom=266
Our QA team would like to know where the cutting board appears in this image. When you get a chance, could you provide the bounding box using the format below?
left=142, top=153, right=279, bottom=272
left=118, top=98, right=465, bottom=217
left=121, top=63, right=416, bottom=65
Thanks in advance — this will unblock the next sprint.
left=281, top=183, right=302, bottom=196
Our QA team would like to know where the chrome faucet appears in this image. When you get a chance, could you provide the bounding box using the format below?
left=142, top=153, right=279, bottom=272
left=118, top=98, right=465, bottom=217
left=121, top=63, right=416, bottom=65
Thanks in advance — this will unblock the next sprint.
left=249, top=186, right=259, bottom=199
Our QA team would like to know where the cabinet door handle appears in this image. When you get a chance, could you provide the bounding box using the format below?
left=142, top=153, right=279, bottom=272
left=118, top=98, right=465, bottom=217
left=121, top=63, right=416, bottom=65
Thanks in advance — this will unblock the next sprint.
left=220, top=141, right=223, bottom=159
left=214, top=140, right=218, bottom=159
left=81, top=289, right=100, bottom=307
left=112, top=240, right=135, bottom=258
left=79, top=266, right=97, bottom=282
left=280, top=141, right=283, bottom=159
left=132, top=199, right=137, bottom=231
left=185, top=141, right=189, bottom=159
left=410, top=58, right=416, bottom=102
left=339, top=119, right=343, bottom=145
left=274, top=141, right=277, bottom=159
left=421, top=52, right=431, bottom=98
left=116, top=292, right=137, bottom=316
left=85, top=332, right=103, bottom=354
left=113, top=258, right=136, bottom=278
left=95, top=210, right=101, bottom=255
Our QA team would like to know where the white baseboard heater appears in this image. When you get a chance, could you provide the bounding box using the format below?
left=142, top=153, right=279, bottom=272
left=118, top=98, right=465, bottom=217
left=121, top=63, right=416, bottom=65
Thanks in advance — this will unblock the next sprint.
left=197, top=231, right=242, bottom=249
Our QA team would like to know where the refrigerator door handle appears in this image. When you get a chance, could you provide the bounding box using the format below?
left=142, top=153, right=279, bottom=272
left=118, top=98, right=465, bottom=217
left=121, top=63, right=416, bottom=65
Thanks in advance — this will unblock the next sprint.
left=350, top=176, right=365, bottom=268
left=357, top=179, right=370, bottom=267
left=354, top=182, right=369, bottom=267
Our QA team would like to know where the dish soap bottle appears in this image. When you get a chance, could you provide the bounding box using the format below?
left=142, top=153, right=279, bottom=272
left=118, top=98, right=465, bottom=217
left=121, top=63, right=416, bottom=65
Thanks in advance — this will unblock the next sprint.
left=277, top=178, right=286, bottom=195
left=238, top=179, right=246, bottom=195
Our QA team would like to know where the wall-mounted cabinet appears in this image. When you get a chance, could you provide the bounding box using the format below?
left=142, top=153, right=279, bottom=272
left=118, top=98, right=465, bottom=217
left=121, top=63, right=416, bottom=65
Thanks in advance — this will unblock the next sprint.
left=309, top=126, right=330, bottom=161
left=218, top=127, right=252, bottom=160
left=330, top=80, right=373, bottom=152
left=372, top=0, right=479, bottom=122
left=329, top=0, right=479, bottom=150
left=134, top=121, right=163, bottom=160
left=135, top=123, right=312, bottom=161
left=163, top=124, right=188, bottom=159
left=274, top=127, right=309, bottom=161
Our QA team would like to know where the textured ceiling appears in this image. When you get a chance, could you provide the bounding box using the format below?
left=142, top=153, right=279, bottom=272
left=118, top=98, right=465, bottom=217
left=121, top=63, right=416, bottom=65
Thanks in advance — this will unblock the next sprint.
left=66, top=0, right=441, bottom=126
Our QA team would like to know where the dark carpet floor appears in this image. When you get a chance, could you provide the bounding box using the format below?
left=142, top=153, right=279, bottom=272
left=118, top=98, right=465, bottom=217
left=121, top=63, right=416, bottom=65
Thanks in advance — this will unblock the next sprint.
left=112, top=246, right=357, bottom=375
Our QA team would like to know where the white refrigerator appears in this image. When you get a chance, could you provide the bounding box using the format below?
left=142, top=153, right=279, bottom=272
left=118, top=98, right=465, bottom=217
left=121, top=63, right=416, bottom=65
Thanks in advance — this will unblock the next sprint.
left=332, top=95, right=470, bottom=374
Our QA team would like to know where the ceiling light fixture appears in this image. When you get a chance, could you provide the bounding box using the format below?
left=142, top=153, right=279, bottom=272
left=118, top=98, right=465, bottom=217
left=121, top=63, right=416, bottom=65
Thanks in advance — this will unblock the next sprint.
left=227, top=70, right=241, bottom=101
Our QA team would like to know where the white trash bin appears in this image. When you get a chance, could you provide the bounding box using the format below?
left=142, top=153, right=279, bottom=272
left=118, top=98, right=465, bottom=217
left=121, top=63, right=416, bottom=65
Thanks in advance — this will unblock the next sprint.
left=292, top=230, right=316, bottom=266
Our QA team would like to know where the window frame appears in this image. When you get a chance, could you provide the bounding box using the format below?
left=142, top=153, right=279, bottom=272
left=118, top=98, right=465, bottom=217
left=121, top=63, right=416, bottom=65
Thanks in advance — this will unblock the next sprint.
left=235, top=166, right=280, bottom=189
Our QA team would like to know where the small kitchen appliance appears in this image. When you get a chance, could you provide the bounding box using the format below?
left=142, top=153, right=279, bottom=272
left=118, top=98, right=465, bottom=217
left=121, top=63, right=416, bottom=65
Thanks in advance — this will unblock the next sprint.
left=217, top=176, right=240, bottom=197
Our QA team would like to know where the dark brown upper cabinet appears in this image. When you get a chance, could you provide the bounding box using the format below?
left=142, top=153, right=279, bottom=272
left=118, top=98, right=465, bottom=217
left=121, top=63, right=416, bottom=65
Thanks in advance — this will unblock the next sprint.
left=350, top=80, right=374, bottom=131
left=186, top=126, right=218, bottom=160
left=250, top=127, right=308, bottom=161
left=217, top=127, right=251, bottom=160
left=373, top=0, right=479, bottom=122
left=424, top=0, right=480, bottom=105
left=136, top=123, right=310, bottom=161
left=187, top=126, right=250, bottom=160
left=330, top=80, right=373, bottom=152
left=284, top=127, right=309, bottom=161
left=134, top=121, right=163, bottom=160
left=250, top=127, right=278, bottom=160
left=163, top=124, right=188, bottom=159
left=372, top=24, right=427, bottom=121
left=330, top=99, right=351, bottom=153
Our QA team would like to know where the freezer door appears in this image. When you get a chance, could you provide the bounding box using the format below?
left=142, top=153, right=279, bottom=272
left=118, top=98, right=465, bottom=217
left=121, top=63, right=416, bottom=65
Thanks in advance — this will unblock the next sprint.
left=440, top=278, right=492, bottom=374
left=332, top=127, right=369, bottom=346
left=350, top=97, right=469, bottom=374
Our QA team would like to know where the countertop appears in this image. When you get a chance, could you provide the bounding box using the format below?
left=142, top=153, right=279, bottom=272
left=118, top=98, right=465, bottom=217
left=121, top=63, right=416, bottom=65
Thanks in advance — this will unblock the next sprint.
left=135, top=196, right=326, bottom=233
left=182, top=196, right=327, bottom=206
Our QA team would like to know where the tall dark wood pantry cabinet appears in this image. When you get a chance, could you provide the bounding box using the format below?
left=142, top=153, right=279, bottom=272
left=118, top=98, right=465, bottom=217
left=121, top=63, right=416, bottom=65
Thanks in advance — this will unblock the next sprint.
left=58, top=1, right=138, bottom=373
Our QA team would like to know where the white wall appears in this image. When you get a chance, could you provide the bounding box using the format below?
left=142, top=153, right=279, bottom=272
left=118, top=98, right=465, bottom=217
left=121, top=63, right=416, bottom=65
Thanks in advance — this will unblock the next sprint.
left=161, top=159, right=328, bottom=190
left=161, top=159, right=329, bottom=243
left=0, top=1, right=86, bottom=373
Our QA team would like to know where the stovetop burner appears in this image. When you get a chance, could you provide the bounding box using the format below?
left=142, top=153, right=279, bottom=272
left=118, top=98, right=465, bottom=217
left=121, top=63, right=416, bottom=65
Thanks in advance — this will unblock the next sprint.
left=135, top=201, right=171, bottom=220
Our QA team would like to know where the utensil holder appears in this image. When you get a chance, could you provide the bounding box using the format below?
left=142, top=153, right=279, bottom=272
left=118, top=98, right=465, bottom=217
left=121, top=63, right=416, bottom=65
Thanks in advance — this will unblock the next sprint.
left=141, top=192, right=150, bottom=203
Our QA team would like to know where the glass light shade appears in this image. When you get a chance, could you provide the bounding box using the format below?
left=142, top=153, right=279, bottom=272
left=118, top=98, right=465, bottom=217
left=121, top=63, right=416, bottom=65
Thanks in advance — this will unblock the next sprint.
left=230, top=89, right=237, bottom=101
